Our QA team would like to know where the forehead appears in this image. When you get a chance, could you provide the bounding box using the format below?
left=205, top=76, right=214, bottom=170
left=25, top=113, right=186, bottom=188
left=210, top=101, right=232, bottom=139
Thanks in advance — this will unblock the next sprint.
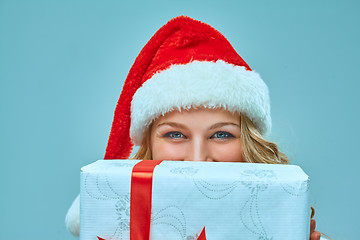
left=154, top=108, right=240, bottom=125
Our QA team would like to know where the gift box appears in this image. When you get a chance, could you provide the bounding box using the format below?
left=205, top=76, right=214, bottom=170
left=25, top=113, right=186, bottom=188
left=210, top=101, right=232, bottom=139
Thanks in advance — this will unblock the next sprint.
left=80, top=160, right=310, bottom=240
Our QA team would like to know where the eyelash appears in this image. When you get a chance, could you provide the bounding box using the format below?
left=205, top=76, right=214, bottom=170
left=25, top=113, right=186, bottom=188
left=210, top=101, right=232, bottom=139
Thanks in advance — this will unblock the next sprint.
left=163, top=131, right=186, bottom=139
left=210, top=131, right=235, bottom=139
left=163, top=131, right=235, bottom=140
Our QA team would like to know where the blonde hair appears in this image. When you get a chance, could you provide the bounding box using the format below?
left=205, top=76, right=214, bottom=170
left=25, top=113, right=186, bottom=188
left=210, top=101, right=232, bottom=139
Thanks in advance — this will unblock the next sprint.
left=132, top=122, right=152, bottom=160
left=240, top=114, right=288, bottom=164
left=132, top=113, right=288, bottom=164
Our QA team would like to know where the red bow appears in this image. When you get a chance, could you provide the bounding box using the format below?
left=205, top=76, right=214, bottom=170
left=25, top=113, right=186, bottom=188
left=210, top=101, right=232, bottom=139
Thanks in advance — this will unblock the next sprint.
left=98, top=160, right=206, bottom=240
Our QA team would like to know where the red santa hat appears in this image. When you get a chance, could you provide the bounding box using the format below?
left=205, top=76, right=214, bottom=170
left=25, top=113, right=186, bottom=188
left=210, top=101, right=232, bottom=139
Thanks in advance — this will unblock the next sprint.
left=104, top=16, right=271, bottom=159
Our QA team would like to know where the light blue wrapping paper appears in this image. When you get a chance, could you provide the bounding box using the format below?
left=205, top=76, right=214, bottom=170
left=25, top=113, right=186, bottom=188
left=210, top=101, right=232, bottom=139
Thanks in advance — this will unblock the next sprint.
left=80, top=160, right=310, bottom=240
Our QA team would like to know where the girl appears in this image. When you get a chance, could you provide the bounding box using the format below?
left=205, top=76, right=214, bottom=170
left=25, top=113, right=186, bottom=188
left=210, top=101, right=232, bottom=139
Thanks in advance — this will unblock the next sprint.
left=66, top=15, right=322, bottom=239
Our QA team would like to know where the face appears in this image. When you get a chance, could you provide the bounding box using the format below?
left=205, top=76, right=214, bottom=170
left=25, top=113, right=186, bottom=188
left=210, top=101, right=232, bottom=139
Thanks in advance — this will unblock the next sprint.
left=150, top=108, right=244, bottom=162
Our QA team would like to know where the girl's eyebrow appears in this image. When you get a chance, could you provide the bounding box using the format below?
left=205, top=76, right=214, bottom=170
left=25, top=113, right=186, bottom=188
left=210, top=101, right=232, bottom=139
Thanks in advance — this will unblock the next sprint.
left=156, top=122, right=240, bottom=130
left=156, top=122, right=189, bottom=130
left=208, top=122, right=240, bottom=130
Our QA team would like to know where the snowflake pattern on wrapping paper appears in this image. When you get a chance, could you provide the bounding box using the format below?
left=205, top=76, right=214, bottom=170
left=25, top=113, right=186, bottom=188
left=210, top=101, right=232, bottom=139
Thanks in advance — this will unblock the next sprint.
left=240, top=169, right=276, bottom=192
left=106, top=162, right=137, bottom=168
left=170, top=167, right=199, bottom=176
left=239, top=169, right=276, bottom=240
left=152, top=205, right=187, bottom=239
left=258, top=236, right=273, bottom=240
left=193, top=178, right=240, bottom=199
left=84, top=173, right=122, bottom=200
left=151, top=205, right=205, bottom=240
left=84, top=172, right=131, bottom=239
left=281, top=178, right=309, bottom=196
left=185, top=232, right=202, bottom=240
left=115, top=193, right=131, bottom=232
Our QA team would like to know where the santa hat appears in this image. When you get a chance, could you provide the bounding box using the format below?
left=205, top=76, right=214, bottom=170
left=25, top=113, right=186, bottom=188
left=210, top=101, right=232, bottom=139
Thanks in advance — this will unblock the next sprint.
left=104, top=16, right=271, bottom=159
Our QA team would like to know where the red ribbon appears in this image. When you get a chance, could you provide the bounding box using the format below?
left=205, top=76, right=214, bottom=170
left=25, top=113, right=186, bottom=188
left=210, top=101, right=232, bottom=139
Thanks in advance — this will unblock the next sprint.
left=130, top=160, right=163, bottom=240
left=98, top=160, right=206, bottom=240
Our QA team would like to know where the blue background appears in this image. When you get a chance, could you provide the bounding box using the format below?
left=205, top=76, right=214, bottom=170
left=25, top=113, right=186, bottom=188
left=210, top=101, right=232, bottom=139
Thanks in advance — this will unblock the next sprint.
left=1, top=0, right=359, bottom=239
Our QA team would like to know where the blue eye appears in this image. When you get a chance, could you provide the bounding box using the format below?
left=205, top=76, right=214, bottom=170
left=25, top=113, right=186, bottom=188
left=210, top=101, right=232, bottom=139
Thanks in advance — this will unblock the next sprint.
left=164, top=131, right=186, bottom=139
left=211, top=131, right=234, bottom=139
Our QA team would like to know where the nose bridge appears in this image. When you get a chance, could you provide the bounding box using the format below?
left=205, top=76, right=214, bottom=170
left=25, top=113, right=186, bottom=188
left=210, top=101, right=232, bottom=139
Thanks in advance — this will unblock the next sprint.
left=188, top=136, right=208, bottom=162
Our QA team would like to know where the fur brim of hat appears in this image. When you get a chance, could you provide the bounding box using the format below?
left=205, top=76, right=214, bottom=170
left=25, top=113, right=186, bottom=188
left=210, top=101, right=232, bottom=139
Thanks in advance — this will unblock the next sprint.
left=130, top=60, right=271, bottom=145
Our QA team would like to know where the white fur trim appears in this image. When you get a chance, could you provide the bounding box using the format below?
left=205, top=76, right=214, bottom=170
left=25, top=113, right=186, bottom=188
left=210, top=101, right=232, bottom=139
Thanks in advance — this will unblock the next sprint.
left=130, top=60, right=271, bottom=145
left=65, top=194, right=80, bottom=236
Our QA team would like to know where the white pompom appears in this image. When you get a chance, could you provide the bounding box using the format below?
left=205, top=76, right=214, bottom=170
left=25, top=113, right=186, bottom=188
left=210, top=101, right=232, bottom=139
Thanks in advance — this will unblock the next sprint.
left=65, top=194, right=80, bottom=236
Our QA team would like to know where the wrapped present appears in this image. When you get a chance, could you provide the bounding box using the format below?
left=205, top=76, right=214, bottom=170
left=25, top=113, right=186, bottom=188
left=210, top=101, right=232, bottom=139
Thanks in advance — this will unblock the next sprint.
left=80, top=160, right=310, bottom=240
